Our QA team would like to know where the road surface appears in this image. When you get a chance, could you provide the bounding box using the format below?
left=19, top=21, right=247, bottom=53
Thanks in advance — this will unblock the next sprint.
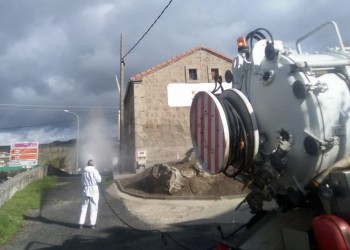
left=1, top=175, right=251, bottom=250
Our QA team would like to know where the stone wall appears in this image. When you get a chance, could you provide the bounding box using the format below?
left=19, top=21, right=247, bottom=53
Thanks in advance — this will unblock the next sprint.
left=0, top=166, right=47, bottom=208
left=39, top=142, right=75, bottom=173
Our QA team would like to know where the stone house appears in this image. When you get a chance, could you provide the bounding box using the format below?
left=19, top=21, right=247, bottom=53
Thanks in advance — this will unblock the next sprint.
left=123, top=45, right=232, bottom=171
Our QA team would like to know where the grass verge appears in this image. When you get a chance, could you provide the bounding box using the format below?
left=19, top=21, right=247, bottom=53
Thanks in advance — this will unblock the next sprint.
left=0, top=176, right=57, bottom=245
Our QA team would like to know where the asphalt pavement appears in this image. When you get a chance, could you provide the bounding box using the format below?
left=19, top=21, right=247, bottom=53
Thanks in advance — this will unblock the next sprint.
left=0, top=175, right=249, bottom=250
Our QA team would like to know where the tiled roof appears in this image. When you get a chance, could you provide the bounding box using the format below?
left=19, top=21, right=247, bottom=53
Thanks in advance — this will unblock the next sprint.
left=129, top=45, right=232, bottom=81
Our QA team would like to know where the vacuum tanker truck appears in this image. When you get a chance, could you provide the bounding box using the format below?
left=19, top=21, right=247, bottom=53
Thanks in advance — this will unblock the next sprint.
left=190, top=21, right=350, bottom=249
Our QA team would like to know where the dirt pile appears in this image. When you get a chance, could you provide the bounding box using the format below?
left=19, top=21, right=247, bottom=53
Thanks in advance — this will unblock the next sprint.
left=118, top=161, right=249, bottom=197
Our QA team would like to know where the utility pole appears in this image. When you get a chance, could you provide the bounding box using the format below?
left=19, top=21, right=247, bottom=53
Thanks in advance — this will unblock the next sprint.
left=119, top=33, right=125, bottom=173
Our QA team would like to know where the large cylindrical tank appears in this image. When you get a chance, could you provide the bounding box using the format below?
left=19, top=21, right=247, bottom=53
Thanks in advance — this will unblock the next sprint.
left=190, top=38, right=350, bottom=188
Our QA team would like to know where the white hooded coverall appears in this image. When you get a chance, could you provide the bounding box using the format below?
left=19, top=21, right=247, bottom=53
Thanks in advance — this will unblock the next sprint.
left=79, top=165, right=102, bottom=226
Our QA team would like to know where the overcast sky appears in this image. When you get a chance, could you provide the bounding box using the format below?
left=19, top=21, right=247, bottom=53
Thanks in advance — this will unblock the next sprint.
left=0, top=0, right=349, bottom=147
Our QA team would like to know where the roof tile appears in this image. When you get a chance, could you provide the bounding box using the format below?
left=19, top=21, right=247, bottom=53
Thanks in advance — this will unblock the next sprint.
left=129, top=45, right=232, bottom=82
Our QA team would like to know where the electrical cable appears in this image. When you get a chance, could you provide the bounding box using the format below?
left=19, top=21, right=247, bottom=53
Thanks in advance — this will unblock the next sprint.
left=211, top=76, right=223, bottom=94
left=0, top=103, right=117, bottom=110
left=212, top=79, right=219, bottom=94
left=99, top=183, right=195, bottom=250
left=245, top=30, right=266, bottom=44
left=121, top=0, right=174, bottom=62
left=0, top=120, right=74, bottom=130
left=246, top=28, right=274, bottom=50
left=0, top=111, right=118, bottom=130
left=212, top=200, right=254, bottom=248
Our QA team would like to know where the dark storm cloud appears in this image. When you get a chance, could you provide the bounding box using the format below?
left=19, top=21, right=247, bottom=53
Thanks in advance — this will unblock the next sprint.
left=0, top=0, right=348, bottom=145
left=0, top=0, right=120, bottom=145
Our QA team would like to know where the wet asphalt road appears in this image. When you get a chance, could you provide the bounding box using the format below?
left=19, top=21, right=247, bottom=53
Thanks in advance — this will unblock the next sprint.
left=0, top=176, right=234, bottom=250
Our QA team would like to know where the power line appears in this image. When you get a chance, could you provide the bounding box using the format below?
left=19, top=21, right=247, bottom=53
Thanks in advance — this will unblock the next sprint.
left=121, top=0, right=174, bottom=62
left=0, top=120, right=72, bottom=131
left=0, top=104, right=117, bottom=111
left=0, top=111, right=118, bottom=131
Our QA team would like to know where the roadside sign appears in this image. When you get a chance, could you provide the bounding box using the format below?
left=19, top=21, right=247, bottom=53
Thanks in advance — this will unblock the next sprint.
left=9, top=142, right=39, bottom=168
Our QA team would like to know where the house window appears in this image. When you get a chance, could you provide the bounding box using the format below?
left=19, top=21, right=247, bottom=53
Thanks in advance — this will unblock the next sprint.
left=189, top=69, right=198, bottom=80
left=211, top=68, right=219, bottom=81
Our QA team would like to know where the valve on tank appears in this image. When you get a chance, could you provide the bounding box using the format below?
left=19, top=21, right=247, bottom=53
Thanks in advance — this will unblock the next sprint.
left=270, top=129, right=292, bottom=173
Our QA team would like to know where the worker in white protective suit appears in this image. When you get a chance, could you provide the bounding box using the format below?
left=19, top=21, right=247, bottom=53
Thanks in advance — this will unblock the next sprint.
left=78, top=159, right=102, bottom=229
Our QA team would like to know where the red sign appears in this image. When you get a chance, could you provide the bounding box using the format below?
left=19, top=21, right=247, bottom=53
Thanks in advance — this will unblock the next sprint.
left=10, top=154, right=38, bottom=160
left=10, top=148, right=38, bottom=155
